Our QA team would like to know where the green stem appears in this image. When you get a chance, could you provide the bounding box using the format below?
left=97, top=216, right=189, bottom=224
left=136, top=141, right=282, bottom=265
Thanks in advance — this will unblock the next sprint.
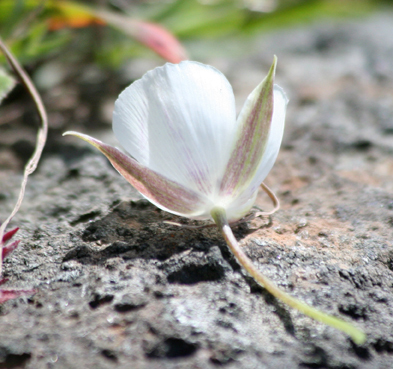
left=211, top=207, right=366, bottom=345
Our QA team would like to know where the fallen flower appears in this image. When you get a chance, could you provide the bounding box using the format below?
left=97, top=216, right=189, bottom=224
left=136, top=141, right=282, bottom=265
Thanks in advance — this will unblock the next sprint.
left=64, top=58, right=366, bottom=344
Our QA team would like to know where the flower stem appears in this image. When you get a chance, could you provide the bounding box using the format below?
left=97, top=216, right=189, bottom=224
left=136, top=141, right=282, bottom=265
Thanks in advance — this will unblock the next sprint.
left=210, top=207, right=366, bottom=345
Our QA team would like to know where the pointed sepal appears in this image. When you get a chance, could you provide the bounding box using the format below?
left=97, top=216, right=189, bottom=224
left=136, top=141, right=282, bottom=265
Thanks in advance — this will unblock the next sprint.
left=220, top=56, right=277, bottom=197
left=63, top=131, right=210, bottom=218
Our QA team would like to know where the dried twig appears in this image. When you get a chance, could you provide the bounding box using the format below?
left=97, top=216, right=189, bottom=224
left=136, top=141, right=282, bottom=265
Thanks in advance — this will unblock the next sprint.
left=0, top=37, right=48, bottom=276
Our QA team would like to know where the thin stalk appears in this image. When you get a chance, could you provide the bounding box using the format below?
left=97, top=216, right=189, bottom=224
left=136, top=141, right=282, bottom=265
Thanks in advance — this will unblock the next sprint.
left=0, top=38, right=48, bottom=276
left=211, top=207, right=366, bottom=345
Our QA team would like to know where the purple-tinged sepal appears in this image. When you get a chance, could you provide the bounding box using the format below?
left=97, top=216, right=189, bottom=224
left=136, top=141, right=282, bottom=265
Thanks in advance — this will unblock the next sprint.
left=220, top=56, right=276, bottom=198
left=63, top=131, right=212, bottom=219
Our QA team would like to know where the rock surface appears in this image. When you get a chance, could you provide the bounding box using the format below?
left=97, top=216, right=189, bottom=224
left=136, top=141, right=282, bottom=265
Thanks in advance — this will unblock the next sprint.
left=1, top=13, right=393, bottom=369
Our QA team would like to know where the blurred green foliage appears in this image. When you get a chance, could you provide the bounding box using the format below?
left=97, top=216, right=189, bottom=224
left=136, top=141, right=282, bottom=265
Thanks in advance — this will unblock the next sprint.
left=139, top=0, right=377, bottom=37
left=0, top=0, right=390, bottom=73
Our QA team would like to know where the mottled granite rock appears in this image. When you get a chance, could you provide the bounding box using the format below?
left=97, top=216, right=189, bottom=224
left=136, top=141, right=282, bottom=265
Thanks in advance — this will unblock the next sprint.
left=1, top=13, right=393, bottom=369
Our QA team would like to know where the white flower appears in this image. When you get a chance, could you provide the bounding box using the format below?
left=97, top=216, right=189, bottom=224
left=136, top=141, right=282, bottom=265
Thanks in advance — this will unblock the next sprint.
left=64, top=58, right=366, bottom=344
left=65, top=57, right=287, bottom=223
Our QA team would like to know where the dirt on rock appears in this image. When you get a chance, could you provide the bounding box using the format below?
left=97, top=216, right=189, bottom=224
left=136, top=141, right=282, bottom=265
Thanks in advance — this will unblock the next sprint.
left=1, top=13, right=393, bottom=369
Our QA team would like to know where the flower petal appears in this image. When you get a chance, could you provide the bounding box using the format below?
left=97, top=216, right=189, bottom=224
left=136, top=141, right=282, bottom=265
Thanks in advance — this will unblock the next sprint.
left=219, top=57, right=277, bottom=199
left=225, top=84, right=288, bottom=222
left=112, top=61, right=238, bottom=197
left=226, top=189, right=259, bottom=223
left=63, top=132, right=212, bottom=219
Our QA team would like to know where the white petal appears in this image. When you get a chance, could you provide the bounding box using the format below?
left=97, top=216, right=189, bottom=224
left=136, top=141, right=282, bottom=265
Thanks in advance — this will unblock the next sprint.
left=113, top=61, right=238, bottom=197
left=224, top=85, right=288, bottom=221
left=226, top=189, right=259, bottom=223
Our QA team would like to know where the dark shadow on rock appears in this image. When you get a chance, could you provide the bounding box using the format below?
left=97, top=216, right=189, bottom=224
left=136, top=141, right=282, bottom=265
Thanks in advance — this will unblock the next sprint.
left=161, top=245, right=230, bottom=285
left=66, top=200, right=271, bottom=266
left=88, top=293, right=114, bottom=309
left=64, top=200, right=225, bottom=264
left=372, top=338, right=393, bottom=354
left=338, top=303, right=368, bottom=321
left=100, top=349, right=118, bottom=362
left=144, top=337, right=198, bottom=359
left=166, top=261, right=225, bottom=285
left=350, top=341, right=371, bottom=361
left=0, top=350, right=31, bottom=369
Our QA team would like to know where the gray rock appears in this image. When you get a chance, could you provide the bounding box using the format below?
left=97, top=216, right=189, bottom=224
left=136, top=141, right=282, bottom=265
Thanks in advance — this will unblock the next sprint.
left=1, top=13, right=393, bottom=369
